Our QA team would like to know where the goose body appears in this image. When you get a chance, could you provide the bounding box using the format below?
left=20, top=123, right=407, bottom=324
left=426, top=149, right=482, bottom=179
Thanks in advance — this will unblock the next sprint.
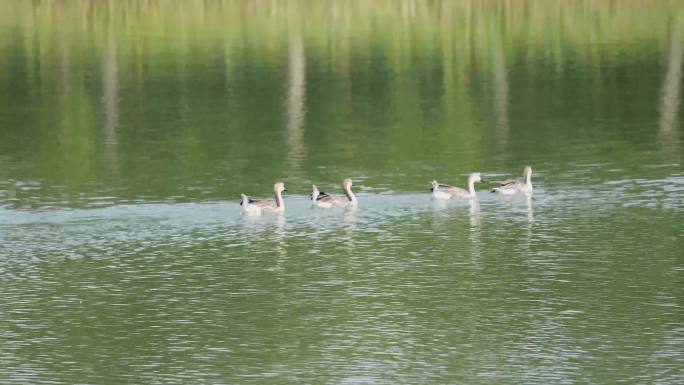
left=491, top=166, right=533, bottom=195
left=431, top=172, right=482, bottom=199
left=311, top=178, right=357, bottom=208
left=240, top=182, right=286, bottom=215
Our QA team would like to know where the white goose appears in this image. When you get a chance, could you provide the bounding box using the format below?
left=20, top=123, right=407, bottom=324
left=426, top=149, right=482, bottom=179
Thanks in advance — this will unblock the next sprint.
left=240, top=182, right=286, bottom=215
left=491, top=166, right=533, bottom=195
left=431, top=172, right=483, bottom=199
left=311, top=178, right=357, bottom=208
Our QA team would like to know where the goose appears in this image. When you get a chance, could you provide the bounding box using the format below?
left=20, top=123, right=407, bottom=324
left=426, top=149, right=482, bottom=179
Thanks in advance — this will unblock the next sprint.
left=431, top=172, right=483, bottom=199
left=311, top=178, right=357, bottom=208
left=491, top=166, right=533, bottom=195
left=240, top=182, right=286, bottom=215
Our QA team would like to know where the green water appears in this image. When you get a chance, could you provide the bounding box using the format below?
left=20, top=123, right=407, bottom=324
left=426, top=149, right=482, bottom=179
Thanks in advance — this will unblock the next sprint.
left=1, top=1, right=683, bottom=383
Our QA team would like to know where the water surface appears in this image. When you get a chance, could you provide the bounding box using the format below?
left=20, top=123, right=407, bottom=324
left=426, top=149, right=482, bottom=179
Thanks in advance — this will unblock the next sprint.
left=1, top=1, right=683, bottom=383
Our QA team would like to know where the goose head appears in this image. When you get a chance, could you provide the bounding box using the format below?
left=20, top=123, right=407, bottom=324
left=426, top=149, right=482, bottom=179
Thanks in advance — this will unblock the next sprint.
left=523, top=166, right=532, bottom=178
left=469, top=172, right=483, bottom=183
left=274, top=182, right=286, bottom=194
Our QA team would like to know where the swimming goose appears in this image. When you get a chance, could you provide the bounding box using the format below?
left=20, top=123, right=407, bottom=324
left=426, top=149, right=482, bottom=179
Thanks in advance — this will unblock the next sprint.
left=240, top=182, right=286, bottom=215
left=431, top=172, right=483, bottom=199
left=311, top=178, right=357, bottom=208
left=491, top=166, right=533, bottom=195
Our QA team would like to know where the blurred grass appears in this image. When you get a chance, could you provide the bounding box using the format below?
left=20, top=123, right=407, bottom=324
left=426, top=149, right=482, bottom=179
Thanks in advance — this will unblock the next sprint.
left=0, top=0, right=681, bottom=88
left=0, top=0, right=681, bottom=199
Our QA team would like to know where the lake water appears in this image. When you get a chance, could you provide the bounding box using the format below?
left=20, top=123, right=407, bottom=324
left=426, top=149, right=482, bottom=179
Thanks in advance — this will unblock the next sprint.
left=1, top=1, right=683, bottom=383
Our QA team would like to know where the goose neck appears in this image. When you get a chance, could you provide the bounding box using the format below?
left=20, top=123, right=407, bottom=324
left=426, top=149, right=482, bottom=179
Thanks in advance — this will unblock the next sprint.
left=467, top=177, right=477, bottom=197
left=274, top=189, right=284, bottom=208
left=343, top=185, right=357, bottom=203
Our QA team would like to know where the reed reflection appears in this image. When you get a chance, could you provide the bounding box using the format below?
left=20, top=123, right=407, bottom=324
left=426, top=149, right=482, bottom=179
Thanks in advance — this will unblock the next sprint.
left=493, top=33, right=510, bottom=153
left=659, top=19, right=683, bottom=160
left=102, top=24, right=120, bottom=178
left=286, top=30, right=307, bottom=177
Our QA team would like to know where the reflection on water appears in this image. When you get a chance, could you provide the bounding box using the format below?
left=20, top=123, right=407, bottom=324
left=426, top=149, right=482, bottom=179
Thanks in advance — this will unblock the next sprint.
left=659, top=19, right=683, bottom=159
left=525, top=194, right=534, bottom=253
left=0, top=0, right=683, bottom=384
left=1, top=0, right=682, bottom=202
left=468, top=199, right=482, bottom=227
left=102, top=23, right=119, bottom=179
left=493, top=33, right=509, bottom=153
left=286, top=30, right=307, bottom=178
